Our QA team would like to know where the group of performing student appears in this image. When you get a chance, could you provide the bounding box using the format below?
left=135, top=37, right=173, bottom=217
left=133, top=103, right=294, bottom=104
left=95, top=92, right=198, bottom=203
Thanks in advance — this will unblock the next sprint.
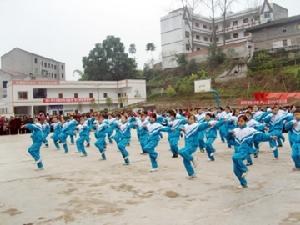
left=22, top=103, right=300, bottom=189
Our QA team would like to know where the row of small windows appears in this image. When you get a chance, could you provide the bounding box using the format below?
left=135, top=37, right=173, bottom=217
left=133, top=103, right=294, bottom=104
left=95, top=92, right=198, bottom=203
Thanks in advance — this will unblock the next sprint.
left=34, top=58, right=64, bottom=70
left=194, top=18, right=251, bottom=30
left=17, top=92, right=127, bottom=100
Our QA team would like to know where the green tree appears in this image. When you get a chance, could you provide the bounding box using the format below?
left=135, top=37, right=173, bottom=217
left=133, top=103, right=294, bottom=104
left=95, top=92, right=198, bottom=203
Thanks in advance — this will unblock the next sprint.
left=166, top=85, right=176, bottom=97
left=82, top=35, right=137, bottom=81
left=128, top=43, right=137, bottom=58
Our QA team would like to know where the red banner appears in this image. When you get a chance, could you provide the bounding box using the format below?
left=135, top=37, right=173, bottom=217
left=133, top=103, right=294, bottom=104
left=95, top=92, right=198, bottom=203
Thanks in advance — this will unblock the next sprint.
left=43, top=98, right=94, bottom=103
left=239, top=99, right=288, bottom=106
left=254, top=92, right=300, bottom=101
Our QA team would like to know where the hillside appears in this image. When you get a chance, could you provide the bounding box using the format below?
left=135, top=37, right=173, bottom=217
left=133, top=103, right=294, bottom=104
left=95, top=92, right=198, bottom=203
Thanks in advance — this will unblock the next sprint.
left=143, top=50, right=300, bottom=109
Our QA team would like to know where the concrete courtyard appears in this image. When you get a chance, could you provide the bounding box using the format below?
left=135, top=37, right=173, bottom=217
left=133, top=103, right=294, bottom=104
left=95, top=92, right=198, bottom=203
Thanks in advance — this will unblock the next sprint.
left=0, top=133, right=299, bottom=225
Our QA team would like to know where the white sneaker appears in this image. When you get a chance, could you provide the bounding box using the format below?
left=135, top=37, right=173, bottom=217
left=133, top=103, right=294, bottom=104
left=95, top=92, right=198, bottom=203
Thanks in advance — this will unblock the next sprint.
left=237, top=185, right=248, bottom=189
left=150, top=168, right=158, bottom=173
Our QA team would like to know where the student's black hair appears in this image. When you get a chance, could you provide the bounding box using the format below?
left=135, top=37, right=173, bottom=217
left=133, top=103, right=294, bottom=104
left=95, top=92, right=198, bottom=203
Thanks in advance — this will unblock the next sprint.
left=238, top=114, right=249, bottom=122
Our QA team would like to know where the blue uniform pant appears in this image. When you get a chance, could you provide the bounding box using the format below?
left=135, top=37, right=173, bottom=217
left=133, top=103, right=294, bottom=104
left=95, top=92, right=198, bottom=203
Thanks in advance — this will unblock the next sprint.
left=168, top=137, right=179, bottom=155
left=117, top=138, right=130, bottom=160
left=268, top=130, right=280, bottom=158
left=144, top=140, right=159, bottom=169
left=52, top=135, right=60, bottom=150
left=291, top=143, right=300, bottom=168
left=107, top=130, right=113, bottom=144
left=179, top=145, right=198, bottom=176
left=232, top=149, right=248, bottom=187
left=139, top=136, right=148, bottom=153
left=28, top=142, right=43, bottom=169
left=76, top=137, right=87, bottom=155
left=205, top=137, right=216, bottom=160
left=95, top=138, right=106, bottom=154
left=59, top=133, right=69, bottom=153
left=69, top=134, right=74, bottom=144
left=43, top=134, right=49, bottom=146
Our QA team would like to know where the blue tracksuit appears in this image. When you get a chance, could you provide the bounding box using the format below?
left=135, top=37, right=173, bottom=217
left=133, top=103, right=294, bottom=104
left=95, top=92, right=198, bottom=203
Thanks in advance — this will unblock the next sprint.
left=161, top=117, right=187, bottom=156
left=196, top=113, right=206, bottom=150
left=143, top=122, right=164, bottom=169
left=95, top=122, right=109, bottom=159
left=25, top=123, right=44, bottom=169
left=204, top=119, right=224, bottom=161
left=264, top=112, right=291, bottom=158
left=42, top=122, right=50, bottom=147
left=59, top=120, right=78, bottom=153
left=137, top=118, right=149, bottom=154
left=67, top=119, right=78, bottom=144
left=107, top=118, right=117, bottom=143
left=229, top=127, right=274, bottom=187
left=285, top=119, right=300, bottom=168
left=179, top=122, right=210, bottom=176
left=51, top=122, right=62, bottom=150
left=116, top=121, right=136, bottom=164
left=76, top=124, right=90, bottom=156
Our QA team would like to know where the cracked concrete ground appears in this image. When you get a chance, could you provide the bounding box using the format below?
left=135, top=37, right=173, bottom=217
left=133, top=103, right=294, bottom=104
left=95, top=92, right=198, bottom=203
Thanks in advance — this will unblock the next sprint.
left=0, top=133, right=299, bottom=225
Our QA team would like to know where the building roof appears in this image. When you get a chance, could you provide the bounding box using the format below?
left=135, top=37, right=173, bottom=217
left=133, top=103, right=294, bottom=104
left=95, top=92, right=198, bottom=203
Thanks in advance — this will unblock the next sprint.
left=247, top=14, right=300, bottom=32
left=1, top=48, right=64, bottom=64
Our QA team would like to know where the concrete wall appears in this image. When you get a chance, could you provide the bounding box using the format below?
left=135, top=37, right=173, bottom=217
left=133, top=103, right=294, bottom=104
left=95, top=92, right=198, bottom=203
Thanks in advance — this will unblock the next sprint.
left=252, top=22, right=300, bottom=50
left=273, top=4, right=288, bottom=20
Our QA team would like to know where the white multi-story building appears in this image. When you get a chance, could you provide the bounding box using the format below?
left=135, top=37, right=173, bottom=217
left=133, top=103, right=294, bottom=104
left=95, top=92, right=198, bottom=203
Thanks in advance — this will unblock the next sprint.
left=160, top=0, right=288, bottom=68
left=1, top=48, right=66, bottom=81
left=1, top=79, right=146, bottom=116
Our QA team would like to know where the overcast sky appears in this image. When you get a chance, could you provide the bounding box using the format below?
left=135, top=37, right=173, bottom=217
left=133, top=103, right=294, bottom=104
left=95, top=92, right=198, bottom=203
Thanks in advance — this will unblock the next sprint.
left=0, top=0, right=299, bottom=80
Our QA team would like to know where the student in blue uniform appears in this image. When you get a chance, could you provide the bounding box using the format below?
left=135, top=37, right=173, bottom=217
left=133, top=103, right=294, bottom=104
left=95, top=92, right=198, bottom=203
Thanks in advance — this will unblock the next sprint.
left=228, top=115, right=277, bottom=188
left=161, top=110, right=187, bottom=158
left=51, top=117, right=62, bottom=150
left=95, top=114, right=109, bottom=160
left=116, top=113, right=136, bottom=165
left=143, top=113, right=164, bottom=172
left=67, top=116, right=78, bottom=145
left=22, top=118, right=44, bottom=169
left=284, top=107, right=300, bottom=171
left=178, top=114, right=211, bottom=178
left=136, top=112, right=149, bottom=154
left=41, top=116, right=50, bottom=148
left=76, top=118, right=90, bottom=157
left=203, top=113, right=224, bottom=161
left=107, top=114, right=116, bottom=144
left=264, top=104, right=291, bottom=159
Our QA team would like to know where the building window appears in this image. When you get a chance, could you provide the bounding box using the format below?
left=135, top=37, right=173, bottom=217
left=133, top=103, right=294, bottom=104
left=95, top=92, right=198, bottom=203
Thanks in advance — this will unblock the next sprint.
left=216, top=37, right=219, bottom=42
left=18, top=92, right=28, bottom=100
left=54, top=65, right=57, bottom=70
left=283, top=28, right=287, bottom=33
left=44, top=62, right=47, bottom=68
left=118, top=93, right=121, bottom=98
left=185, top=31, right=190, bottom=38
left=54, top=74, right=57, bottom=78
left=203, top=24, right=207, bottom=29
left=90, top=109, right=94, bottom=113
left=243, top=18, right=249, bottom=23
left=233, top=33, right=239, bottom=38
left=186, top=44, right=190, bottom=51
left=61, top=65, right=64, bottom=69
left=195, top=22, right=199, bottom=28
left=48, top=63, right=50, bottom=68
left=283, top=39, right=288, bottom=47
left=233, top=21, right=238, bottom=26
left=33, top=88, right=47, bottom=99
left=62, top=73, right=64, bottom=79
left=244, top=32, right=249, bottom=37
left=89, top=93, right=93, bottom=98
left=264, top=12, right=270, bottom=18
left=196, top=34, right=200, bottom=40
left=204, top=37, right=208, bottom=42
left=74, top=93, right=78, bottom=98
left=103, top=93, right=108, bottom=98
left=58, top=93, right=63, bottom=98
left=34, top=58, right=38, bottom=63
left=2, top=81, right=8, bottom=88
left=196, top=47, right=201, bottom=51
